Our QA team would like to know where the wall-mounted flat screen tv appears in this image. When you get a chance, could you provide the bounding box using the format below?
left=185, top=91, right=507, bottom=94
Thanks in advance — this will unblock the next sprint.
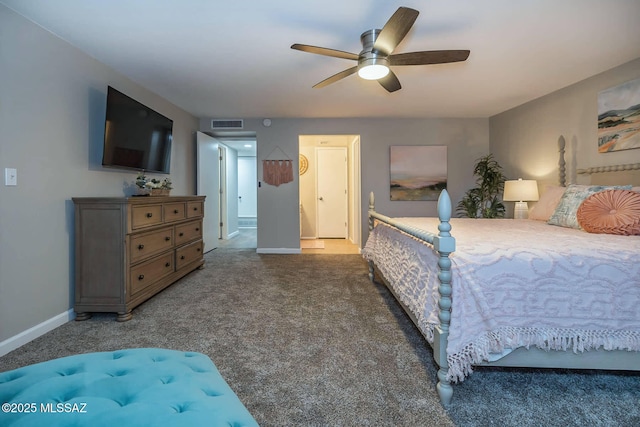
left=102, top=86, right=172, bottom=174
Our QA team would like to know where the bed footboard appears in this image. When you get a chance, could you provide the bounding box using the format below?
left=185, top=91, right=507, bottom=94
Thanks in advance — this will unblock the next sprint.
left=367, top=190, right=456, bottom=406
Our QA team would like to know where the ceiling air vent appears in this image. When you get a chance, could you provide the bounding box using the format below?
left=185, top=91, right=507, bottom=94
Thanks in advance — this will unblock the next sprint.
left=211, top=119, right=243, bottom=129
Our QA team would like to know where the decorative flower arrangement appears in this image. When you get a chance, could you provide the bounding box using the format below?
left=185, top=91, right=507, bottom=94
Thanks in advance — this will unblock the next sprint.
left=136, top=172, right=172, bottom=195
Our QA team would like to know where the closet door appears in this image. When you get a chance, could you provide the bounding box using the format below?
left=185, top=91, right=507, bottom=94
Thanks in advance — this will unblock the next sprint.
left=316, top=147, right=347, bottom=238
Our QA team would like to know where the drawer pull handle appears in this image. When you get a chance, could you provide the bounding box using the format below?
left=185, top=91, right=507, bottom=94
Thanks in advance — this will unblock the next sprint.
left=193, top=207, right=198, bottom=211
left=195, top=228, right=200, bottom=231
left=138, top=274, right=144, bottom=280
left=197, top=248, right=201, bottom=252
left=179, top=232, right=184, bottom=237
left=165, top=262, right=171, bottom=267
left=138, top=244, right=144, bottom=250
left=180, top=255, right=185, bottom=260
left=174, top=209, right=179, bottom=214
left=165, top=236, right=171, bottom=241
left=146, top=213, right=153, bottom=218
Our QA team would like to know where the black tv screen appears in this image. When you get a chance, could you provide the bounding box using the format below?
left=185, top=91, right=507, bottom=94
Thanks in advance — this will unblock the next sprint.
left=102, top=86, right=172, bottom=174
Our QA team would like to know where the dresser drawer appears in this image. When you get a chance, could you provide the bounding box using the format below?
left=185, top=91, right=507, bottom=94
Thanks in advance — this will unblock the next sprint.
left=130, top=253, right=174, bottom=296
left=164, top=202, right=186, bottom=223
left=187, top=201, right=203, bottom=218
left=175, top=240, right=203, bottom=270
left=175, top=220, right=203, bottom=246
left=131, top=204, right=163, bottom=229
left=130, top=228, right=174, bottom=263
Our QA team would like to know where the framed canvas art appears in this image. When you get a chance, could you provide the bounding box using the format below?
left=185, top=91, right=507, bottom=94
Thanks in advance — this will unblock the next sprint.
left=390, top=145, right=447, bottom=201
left=597, top=77, right=640, bottom=153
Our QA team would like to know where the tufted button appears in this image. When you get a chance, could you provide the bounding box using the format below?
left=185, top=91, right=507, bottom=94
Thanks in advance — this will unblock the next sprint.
left=160, top=376, right=175, bottom=384
left=201, top=388, right=223, bottom=397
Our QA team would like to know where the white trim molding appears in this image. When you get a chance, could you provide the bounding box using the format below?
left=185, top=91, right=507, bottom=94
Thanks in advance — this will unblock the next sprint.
left=0, top=309, right=75, bottom=357
left=256, top=248, right=302, bottom=254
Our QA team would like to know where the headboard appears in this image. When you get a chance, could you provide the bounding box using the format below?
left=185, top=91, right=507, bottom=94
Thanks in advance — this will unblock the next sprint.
left=577, top=164, right=640, bottom=186
left=558, top=138, right=640, bottom=187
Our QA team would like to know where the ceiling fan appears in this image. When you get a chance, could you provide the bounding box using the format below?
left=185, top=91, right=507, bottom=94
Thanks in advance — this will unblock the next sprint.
left=291, top=7, right=470, bottom=93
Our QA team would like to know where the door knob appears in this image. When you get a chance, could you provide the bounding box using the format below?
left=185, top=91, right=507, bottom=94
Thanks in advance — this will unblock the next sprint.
left=319, top=197, right=324, bottom=201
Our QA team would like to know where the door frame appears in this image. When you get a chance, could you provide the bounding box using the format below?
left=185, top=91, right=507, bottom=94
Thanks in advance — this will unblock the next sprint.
left=196, top=131, right=219, bottom=252
left=298, top=135, right=362, bottom=247
left=351, top=136, right=361, bottom=247
left=218, top=145, right=226, bottom=239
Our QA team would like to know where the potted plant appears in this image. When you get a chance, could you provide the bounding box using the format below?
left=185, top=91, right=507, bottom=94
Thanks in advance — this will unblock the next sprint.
left=135, top=171, right=172, bottom=196
left=456, top=154, right=506, bottom=218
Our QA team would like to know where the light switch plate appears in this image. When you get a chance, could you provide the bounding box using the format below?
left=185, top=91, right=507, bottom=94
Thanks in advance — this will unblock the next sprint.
left=5, top=168, right=17, bottom=186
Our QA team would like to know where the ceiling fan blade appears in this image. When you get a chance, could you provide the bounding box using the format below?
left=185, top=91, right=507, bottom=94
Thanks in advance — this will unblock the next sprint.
left=313, top=66, right=358, bottom=89
left=372, top=7, right=419, bottom=55
left=378, top=70, right=401, bottom=93
left=389, top=50, right=470, bottom=66
left=291, top=44, right=359, bottom=61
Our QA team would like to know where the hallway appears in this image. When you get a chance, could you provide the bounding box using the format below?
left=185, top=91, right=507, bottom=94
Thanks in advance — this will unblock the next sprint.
left=215, top=228, right=257, bottom=249
left=214, top=228, right=360, bottom=254
left=300, top=238, right=360, bottom=254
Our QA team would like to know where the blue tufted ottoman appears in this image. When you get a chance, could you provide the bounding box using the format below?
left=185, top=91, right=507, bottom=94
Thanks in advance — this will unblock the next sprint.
left=0, top=348, right=259, bottom=427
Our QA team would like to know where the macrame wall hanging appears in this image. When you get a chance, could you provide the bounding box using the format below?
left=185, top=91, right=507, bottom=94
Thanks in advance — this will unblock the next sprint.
left=262, top=146, right=294, bottom=187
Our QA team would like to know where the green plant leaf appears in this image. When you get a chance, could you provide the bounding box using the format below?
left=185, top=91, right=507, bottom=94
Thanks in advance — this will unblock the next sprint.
left=457, top=154, right=506, bottom=218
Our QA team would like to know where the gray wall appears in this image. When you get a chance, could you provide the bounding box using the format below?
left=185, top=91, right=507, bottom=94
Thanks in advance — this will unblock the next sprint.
left=200, top=118, right=490, bottom=251
left=490, top=58, right=640, bottom=197
left=0, top=6, right=199, bottom=343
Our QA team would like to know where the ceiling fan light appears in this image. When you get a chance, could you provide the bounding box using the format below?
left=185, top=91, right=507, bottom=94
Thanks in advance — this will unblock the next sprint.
left=358, top=64, right=390, bottom=80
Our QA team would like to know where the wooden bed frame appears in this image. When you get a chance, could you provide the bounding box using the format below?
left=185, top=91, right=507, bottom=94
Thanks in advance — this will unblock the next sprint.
left=366, top=140, right=640, bottom=406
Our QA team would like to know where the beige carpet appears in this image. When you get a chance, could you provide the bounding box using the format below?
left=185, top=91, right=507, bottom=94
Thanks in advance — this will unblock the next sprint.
left=300, top=239, right=325, bottom=249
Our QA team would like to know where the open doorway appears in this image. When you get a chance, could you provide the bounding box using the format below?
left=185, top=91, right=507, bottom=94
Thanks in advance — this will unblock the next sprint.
left=198, top=132, right=257, bottom=250
left=299, top=135, right=361, bottom=254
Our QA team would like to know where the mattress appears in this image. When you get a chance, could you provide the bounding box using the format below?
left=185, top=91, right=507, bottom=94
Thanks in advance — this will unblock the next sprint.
left=363, top=218, right=640, bottom=381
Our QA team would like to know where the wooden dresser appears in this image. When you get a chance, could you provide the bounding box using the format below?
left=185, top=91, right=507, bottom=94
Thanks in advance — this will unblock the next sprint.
left=72, top=195, right=205, bottom=321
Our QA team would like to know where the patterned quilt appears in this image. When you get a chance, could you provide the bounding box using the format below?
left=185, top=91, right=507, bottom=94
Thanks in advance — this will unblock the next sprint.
left=362, top=218, right=640, bottom=382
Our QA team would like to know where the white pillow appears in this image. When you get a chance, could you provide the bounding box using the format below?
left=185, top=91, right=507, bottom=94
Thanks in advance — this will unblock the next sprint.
left=528, top=185, right=566, bottom=221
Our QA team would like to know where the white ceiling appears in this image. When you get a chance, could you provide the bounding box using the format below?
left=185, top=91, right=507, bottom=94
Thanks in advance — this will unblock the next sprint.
left=3, top=0, right=640, bottom=119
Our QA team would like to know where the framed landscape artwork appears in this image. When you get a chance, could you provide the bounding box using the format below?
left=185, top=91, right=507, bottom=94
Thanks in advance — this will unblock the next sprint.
left=390, top=145, right=447, bottom=201
left=597, top=77, right=640, bottom=153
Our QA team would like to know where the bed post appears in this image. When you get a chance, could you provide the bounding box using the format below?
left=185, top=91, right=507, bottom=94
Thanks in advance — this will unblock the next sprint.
left=558, top=136, right=566, bottom=187
left=433, top=189, right=456, bottom=406
left=367, top=192, right=376, bottom=282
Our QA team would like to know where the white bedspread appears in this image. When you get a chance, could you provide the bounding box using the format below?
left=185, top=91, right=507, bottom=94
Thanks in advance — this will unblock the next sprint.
left=362, top=218, right=640, bottom=382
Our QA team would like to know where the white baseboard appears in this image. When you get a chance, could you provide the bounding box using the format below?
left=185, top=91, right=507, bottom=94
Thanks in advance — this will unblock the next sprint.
left=225, top=230, right=240, bottom=239
left=0, top=309, right=75, bottom=357
left=256, top=248, right=302, bottom=254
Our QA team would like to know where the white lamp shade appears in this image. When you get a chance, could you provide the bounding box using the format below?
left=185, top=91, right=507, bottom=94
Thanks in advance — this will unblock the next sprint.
left=503, top=179, right=539, bottom=202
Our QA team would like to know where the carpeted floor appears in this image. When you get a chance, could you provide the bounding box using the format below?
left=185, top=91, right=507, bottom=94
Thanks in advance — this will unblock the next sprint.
left=1, top=249, right=639, bottom=426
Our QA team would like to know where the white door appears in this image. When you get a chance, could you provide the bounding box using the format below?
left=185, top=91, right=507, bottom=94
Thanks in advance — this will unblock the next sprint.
left=237, top=157, right=257, bottom=223
left=317, top=147, right=348, bottom=238
left=196, top=132, right=219, bottom=252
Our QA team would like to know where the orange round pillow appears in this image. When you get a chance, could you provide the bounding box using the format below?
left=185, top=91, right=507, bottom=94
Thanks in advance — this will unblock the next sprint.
left=576, top=189, right=640, bottom=235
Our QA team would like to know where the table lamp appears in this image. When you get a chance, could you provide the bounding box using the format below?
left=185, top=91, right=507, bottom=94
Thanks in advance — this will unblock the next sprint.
left=503, top=179, right=539, bottom=219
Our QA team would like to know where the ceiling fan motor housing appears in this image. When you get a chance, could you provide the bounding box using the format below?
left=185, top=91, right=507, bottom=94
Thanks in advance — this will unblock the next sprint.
left=358, top=29, right=390, bottom=75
